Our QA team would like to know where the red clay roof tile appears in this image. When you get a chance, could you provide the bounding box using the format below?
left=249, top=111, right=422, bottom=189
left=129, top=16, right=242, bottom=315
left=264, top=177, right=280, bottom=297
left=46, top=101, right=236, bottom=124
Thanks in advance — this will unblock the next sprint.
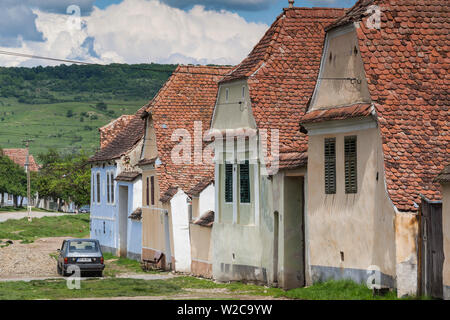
left=2, top=149, right=39, bottom=172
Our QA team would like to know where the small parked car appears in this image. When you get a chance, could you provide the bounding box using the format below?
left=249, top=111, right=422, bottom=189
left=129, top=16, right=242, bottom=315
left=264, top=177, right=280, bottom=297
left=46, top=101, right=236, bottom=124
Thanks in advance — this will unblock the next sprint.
left=57, top=239, right=105, bottom=277
left=79, top=205, right=90, bottom=214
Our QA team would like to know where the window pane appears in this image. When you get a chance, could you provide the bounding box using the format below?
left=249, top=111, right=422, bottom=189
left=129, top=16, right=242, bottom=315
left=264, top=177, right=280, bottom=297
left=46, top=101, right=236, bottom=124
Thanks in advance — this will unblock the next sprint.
left=97, top=173, right=101, bottom=203
left=110, top=173, right=115, bottom=203
left=146, top=177, right=149, bottom=206
left=151, top=176, right=155, bottom=205
left=107, top=173, right=110, bottom=203
left=225, top=163, right=233, bottom=203
left=324, top=138, right=336, bottom=194
left=345, top=136, right=357, bottom=194
left=240, top=161, right=251, bottom=203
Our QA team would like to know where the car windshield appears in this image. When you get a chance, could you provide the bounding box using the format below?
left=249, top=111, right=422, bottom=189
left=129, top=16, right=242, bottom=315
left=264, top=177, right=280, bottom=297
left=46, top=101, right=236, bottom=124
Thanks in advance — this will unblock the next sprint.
left=68, top=241, right=98, bottom=253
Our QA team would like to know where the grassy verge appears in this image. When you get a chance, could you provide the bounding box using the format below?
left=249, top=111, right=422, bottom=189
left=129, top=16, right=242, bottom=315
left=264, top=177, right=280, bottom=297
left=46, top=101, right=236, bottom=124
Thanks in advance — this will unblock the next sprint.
left=0, top=276, right=427, bottom=300
left=102, top=253, right=162, bottom=277
left=0, top=207, right=57, bottom=213
left=0, top=213, right=90, bottom=243
left=0, top=278, right=181, bottom=300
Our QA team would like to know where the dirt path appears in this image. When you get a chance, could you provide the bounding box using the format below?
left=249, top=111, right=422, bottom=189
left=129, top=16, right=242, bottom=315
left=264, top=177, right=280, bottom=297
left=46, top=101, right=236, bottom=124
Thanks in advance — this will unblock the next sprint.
left=0, top=237, right=65, bottom=279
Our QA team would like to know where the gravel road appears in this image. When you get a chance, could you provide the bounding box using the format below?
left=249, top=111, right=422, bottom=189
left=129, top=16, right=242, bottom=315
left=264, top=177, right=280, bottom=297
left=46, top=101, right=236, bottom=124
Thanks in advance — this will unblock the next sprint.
left=0, top=237, right=65, bottom=279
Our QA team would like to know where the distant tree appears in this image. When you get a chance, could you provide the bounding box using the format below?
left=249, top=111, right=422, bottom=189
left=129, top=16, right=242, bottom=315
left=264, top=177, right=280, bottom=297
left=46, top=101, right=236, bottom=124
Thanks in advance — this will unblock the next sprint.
left=0, top=151, right=27, bottom=207
left=80, top=116, right=84, bottom=122
left=66, top=110, right=73, bottom=118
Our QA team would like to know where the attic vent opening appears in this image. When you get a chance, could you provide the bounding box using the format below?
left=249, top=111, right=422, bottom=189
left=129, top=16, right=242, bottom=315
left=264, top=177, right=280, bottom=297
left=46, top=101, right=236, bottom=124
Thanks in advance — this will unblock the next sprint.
left=354, top=46, right=358, bottom=55
left=329, top=52, right=333, bottom=62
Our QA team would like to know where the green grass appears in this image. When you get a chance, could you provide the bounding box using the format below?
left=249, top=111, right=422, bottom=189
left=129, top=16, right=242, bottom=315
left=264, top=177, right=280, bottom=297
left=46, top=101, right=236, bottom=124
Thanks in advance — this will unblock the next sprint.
left=0, top=206, right=56, bottom=213
left=0, top=98, right=147, bottom=156
left=0, top=278, right=182, bottom=300
left=102, top=252, right=163, bottom=277
left=0, top=213, right=90, bottom=243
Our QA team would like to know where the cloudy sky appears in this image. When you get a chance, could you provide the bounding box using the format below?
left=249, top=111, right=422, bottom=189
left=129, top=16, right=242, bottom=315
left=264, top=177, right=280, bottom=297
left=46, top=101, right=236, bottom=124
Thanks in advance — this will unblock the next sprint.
left=0, top=0, right=353, bottom=67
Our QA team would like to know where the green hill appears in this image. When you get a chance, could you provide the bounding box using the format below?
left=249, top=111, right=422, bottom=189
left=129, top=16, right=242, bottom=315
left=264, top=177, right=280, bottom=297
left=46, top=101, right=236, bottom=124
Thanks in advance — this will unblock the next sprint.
left=0, top=63, right=176, bottom=158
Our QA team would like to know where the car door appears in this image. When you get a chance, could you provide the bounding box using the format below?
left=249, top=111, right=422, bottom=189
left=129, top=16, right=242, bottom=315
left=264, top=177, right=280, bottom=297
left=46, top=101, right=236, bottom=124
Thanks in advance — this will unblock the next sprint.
left=58, top=241, right=66, bottom=267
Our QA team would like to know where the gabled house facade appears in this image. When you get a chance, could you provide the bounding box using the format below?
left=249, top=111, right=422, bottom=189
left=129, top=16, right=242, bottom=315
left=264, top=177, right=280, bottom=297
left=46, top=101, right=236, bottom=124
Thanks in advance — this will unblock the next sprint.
left=89, top=108, right=146, bottom=260
left=138, top=65, right=232, bottom=275
left=299, top=0, right=449, bottom=297
left=210, top=7, right=345, bottom=289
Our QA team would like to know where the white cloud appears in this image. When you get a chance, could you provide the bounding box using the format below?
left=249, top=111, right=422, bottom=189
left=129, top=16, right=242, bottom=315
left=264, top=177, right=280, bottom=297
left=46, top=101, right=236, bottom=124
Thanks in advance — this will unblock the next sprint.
left=0, top=0, right=268, bottom=67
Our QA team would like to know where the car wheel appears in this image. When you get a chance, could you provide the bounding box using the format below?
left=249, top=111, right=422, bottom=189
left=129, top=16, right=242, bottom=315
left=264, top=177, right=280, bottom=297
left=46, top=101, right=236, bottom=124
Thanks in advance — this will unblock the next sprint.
left=97, top=271, right=103, bottom=278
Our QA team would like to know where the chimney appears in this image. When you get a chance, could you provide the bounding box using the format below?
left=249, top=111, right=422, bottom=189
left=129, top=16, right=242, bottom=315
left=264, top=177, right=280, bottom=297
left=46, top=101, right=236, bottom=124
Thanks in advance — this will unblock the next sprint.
left=288, top=0, right=294, bottom=8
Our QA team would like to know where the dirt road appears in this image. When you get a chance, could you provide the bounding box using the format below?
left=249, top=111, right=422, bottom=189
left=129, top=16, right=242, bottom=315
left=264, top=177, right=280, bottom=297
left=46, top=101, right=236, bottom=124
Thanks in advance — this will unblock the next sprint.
left=0, top=237, right=64, bottom=279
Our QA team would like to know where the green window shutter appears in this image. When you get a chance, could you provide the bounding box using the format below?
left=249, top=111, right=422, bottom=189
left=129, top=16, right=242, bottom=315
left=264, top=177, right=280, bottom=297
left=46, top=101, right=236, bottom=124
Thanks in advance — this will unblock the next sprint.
left=240, top=161, right=251, bottom=203
left=225, top=163, right=233, bottom=203
left=324, top=138, right=336, bottom=194
left=345, top=136, right=357, bottom=194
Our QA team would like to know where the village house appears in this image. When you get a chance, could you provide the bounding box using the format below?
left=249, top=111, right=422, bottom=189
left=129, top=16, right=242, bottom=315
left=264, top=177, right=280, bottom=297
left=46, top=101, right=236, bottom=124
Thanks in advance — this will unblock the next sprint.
left=88, top=108, right=146, bottom=260
left=1, top=148, right=39, bottom=207
left=209, top=5, right=345, bottom=289
left=299, top=0, right=448, bottom=297
left=138, top=65, right=231, bottom=277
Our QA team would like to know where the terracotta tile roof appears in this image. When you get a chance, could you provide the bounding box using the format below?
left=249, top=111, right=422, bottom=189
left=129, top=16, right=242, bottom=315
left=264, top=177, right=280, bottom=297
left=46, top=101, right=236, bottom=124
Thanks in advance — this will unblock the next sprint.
left=115, top=171, right=141, bottom=182
left=2, top=149, right=39, bottom=172
left=188, top=178, right=214, bottom=197
left=220, top=7, right=345, bottom=171
left=314, top=0, right=449, bottom=211
left=300, top=104, right=374, bottom=124
left=193, top=210, right=215, bottom=228
left=138, top=157, right=157, bottom=166
left=99, top=115, right=134, bottom=149
left=146, top=65, right=233, bottom=202
left=435, top=166, right=450, bottom=184
left=160, top=187, right=178, bottom=203
left=89, top=106, right=147, bottom=163
left=129, top=207, right=142, bottom=221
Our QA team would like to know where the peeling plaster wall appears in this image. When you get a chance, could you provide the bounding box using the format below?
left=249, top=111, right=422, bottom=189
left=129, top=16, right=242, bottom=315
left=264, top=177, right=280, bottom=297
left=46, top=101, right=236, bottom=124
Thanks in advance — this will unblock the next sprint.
left=394, top=212, right=418, bottom=297
left=306, top=126, right=398, bottom=288
left=310, top=25, right=371, bottom=110
left=441, top=183, right=450, bottom=300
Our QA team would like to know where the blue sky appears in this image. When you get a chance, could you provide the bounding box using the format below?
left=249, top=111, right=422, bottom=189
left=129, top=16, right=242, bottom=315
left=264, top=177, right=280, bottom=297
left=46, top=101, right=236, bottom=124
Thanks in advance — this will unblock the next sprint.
left=0, top=0, right=355, bottom=67
left=94, top=0, right=354, bottom=24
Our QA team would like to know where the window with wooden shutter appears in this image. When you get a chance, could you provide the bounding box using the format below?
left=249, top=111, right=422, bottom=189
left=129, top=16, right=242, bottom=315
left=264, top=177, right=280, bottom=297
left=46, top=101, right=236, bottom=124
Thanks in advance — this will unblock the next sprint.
left=110, top=173, right=114, bottom=203
left=345, top=136, right=357, bottom=194
left=324, top=138, right=336, bottom=194
left=240, top=161, right=250, bottom=203
left=151, top=176, right=155, bottom=205
left=96, top=172, right=101, bottom=203
left=225, top=163, right=233, bottom=203
left=146, top=177, right=149, bottom=206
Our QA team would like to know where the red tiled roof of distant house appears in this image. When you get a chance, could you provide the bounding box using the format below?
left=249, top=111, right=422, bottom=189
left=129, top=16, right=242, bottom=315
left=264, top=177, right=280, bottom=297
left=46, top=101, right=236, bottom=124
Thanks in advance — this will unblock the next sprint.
left=435, top=165, right=450, bottom=184
left=300, top=104, right=374, bottom=124
left=2, top=149, right=39, bottom=172
left=99, top=115, right=134, bottom=149
left=145, top=65, right=233, bottom=202
left=220, top=7, right=346, bottom=171
left=89, top=106, right=147, bottom=162
left=302, top=0, right=449, bottom=212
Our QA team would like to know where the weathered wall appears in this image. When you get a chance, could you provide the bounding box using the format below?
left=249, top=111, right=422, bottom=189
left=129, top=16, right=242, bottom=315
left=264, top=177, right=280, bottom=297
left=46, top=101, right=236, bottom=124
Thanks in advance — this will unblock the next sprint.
left=90, top=164, right=118, bottom=254
left=310, top=25, right=371, bottom=110
left=212, top=80, right=256, bottom=130
left=190, top=224, right=213, bottom=278
left=198, top=183, right=215, bottom=218
left=442, top=183, right=450, bottom=299
left=306, top=126, right=397, bottom=288
left=141, top=167, right=175, bottom=270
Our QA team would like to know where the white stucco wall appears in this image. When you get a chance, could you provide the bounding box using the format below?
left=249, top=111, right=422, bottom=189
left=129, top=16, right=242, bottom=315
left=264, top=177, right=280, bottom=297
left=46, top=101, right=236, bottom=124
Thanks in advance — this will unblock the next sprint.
left=199, top=184, right=215, bottom=216
left=170, top=190, right=192, bottom=273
